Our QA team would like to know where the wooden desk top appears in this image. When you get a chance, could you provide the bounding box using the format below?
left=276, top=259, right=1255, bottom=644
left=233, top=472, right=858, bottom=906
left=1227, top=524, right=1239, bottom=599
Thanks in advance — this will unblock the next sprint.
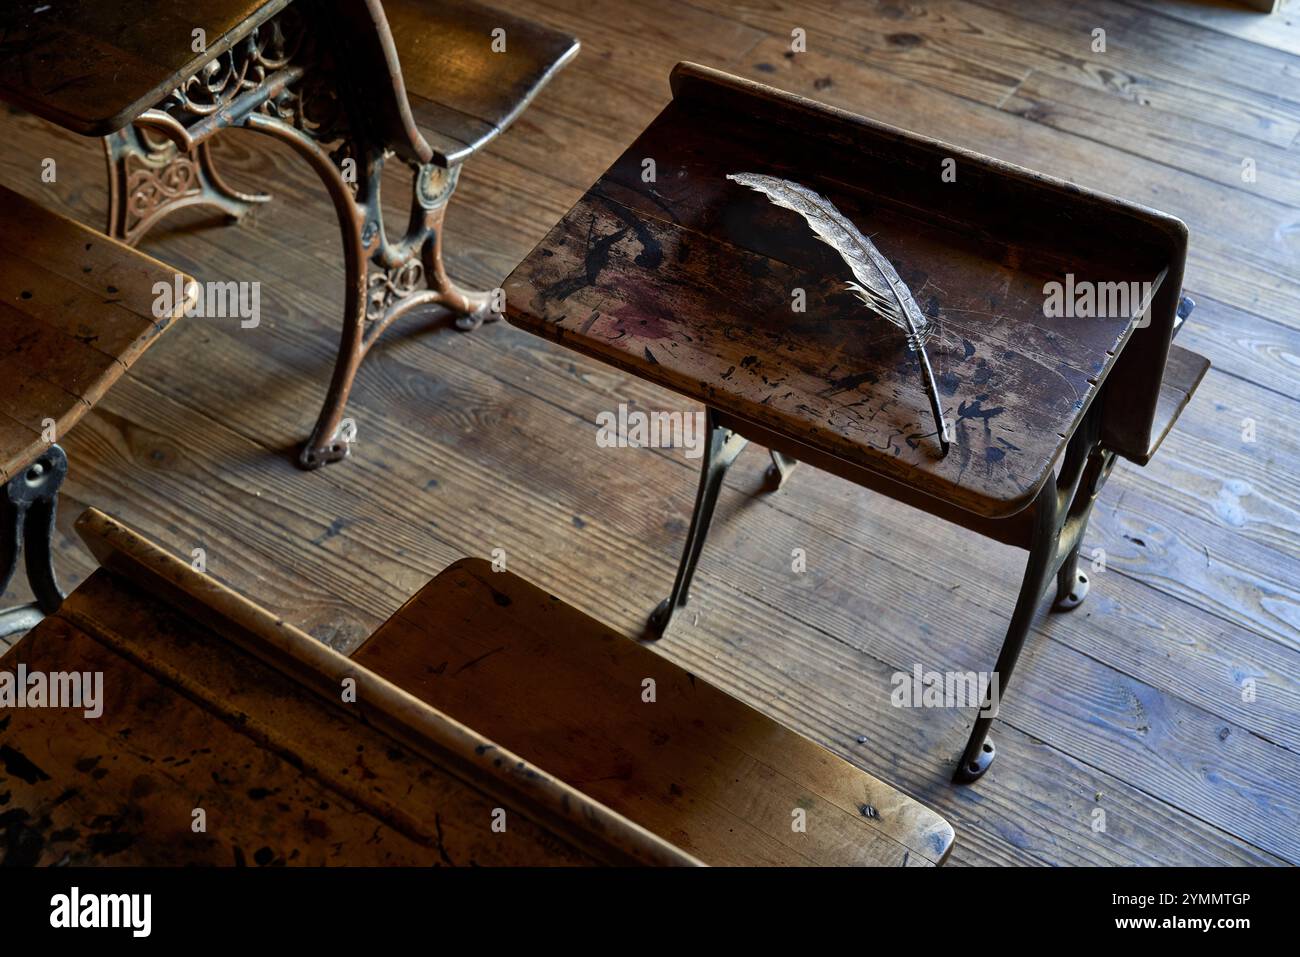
left=0, top=186, right=192, bottom=480
left=353, top=557, right=955, bottom=866
left=504, top=64, right=1185, bottom=519
left=0, top=0, right=290, bottom=135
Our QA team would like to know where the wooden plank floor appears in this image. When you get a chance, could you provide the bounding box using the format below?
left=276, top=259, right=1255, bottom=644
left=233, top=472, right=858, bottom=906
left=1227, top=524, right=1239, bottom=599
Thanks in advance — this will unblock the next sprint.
left=2, top=0, right=1297, bottom=866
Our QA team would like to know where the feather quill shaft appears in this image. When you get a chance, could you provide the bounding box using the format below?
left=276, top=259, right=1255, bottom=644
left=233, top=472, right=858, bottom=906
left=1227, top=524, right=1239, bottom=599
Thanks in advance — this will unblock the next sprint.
left=727, top=172, right=950, bottom=454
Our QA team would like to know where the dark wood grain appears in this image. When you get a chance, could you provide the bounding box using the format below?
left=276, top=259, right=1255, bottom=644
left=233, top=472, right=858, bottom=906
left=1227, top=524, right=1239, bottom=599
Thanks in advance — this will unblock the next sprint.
left=0, top=605, right=595, bottom=865
left=505, top=64, right=1181, bottom=517
left=0, top=185, right=191, bottom=479
left=0, top=508, right=698, bottom=865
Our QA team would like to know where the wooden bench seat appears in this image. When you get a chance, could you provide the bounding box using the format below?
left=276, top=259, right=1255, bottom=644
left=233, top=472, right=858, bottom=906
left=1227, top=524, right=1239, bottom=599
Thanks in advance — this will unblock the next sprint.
left=384, top=0, right=579, bottom=166
left=0, top=510, right=953, bottom=866
left=0, top=509, right=695, bottom=866
left=353, top=558, right=956, bottom=866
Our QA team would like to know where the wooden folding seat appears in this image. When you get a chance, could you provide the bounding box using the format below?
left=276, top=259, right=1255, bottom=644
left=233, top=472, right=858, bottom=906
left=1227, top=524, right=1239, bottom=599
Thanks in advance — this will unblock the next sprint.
left=354, top=557, right=955, bottom=865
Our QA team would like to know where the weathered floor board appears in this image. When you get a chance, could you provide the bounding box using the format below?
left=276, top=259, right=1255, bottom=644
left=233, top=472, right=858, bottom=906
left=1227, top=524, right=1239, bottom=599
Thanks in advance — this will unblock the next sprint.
left=1, top=0, right=1296, bottom=865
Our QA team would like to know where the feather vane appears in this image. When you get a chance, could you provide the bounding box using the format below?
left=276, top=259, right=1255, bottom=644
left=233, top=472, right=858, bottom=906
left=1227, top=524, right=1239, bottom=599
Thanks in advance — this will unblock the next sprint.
left=727, top=172, right=933, bottom=350
left=727, top=172, right=950, bottom=454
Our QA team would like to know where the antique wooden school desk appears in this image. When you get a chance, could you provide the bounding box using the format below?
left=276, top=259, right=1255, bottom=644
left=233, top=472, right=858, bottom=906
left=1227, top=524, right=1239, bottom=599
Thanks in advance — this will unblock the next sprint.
left=0, top=0, right=577, bottom=467
left=503, top=63, right=1210, bottom=783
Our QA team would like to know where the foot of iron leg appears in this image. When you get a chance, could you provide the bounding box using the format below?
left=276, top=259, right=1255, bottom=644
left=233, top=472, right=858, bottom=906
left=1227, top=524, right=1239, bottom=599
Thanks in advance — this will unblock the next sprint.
left=763, top=449, right=798, bottom=492
left=647, top=597, right=675, bottom=636
left=298, top=300, right=363, bottom=470
left=953, top=482, right=1058, bottom=784
left=298, top=428, right=354, bottom=469
left=237, top=117, right=366, bottom=471
left=646, top=410, right=748, bottom=640
left=298, top=308, right=362, bottom=470
left=953, top=736, right=996, bottom=784
left=1052, top=447, right=1112, bottom=611
left=1053, top=546, right=1090, bottom=611
left=452, top=290, right=501, bottom=332
left=0, top=445, right=68, bottom=639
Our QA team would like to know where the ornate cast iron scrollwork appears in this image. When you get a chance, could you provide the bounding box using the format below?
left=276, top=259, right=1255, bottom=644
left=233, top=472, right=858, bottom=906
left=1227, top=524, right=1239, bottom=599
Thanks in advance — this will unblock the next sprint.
left=416, top=164, right=456, bottom=209
left=366, top=260, right=425, bottom=323
left=105, top=126, right=268, bottom=246
left=123, top=134, right=200, bottom=225
left=161, top=11, right=303, bottom=119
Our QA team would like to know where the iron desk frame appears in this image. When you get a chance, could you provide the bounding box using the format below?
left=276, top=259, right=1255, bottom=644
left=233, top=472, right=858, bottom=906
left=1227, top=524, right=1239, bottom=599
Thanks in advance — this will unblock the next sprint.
left=104, top=0, right=497, bottom=468
left=505, top=63, right=1209, bottom=784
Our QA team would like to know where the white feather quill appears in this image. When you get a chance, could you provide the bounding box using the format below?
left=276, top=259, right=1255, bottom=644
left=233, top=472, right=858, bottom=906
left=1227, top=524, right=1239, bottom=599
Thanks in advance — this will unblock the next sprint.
left=727, top=172, right=950, bottom=454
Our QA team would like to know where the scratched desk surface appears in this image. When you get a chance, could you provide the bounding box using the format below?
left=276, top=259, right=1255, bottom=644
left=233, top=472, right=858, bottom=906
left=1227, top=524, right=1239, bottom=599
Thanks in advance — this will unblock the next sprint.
left=505, top=66, right=1175, bottom=519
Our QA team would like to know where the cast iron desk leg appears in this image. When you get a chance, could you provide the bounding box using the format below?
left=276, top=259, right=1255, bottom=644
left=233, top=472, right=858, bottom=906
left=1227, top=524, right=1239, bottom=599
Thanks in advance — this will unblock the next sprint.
left=765, top=449, right=798, bottom=491
left=953, top=405, right=1112, bottom=782
left=647, top=408, right=748, bottom=639
left=646, top=398, right=1116, bottom=785
left=0, top=445, right=68, bottom=639
left=103, top=9, right=500, bottom=471
left=952, top=479, right=1058, bottom=782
